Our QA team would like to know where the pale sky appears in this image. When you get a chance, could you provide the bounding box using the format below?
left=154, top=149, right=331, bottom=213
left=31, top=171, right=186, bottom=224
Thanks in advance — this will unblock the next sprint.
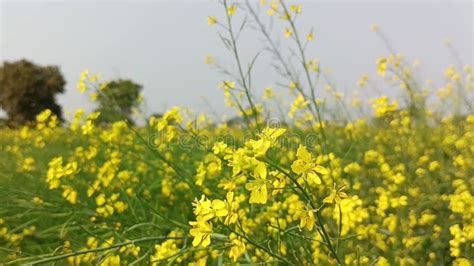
left=1, top=0, right=473, bottom=120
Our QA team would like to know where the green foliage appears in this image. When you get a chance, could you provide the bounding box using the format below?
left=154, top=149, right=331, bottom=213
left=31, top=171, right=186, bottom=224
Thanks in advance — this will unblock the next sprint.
left=0, top=59, right=65, bottom=125
left=95, top=79, right=142, bottom=124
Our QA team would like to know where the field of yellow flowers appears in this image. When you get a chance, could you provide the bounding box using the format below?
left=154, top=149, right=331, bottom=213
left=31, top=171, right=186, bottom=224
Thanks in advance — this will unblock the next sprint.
left=1, top=1, right=473, bottom=265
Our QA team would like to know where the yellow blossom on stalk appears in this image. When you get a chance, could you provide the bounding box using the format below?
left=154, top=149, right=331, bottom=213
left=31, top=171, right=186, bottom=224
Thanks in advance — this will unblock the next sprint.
left=263, top=86, right=275, bottom=99
left=81, top=120, right=95, bottom=135
left=89, top=92, right=98, bottom=102
left=324, top=184, right=349, bottom=204
left=46, top=157, right=64, bottom=189
left=119, top=242, right=140, bottom=257
left=151, top=238, right=181, bottom=264
left=377, top=57, right=388, bottom=76
left=333, top=91, right=344, bottom=100
left=154, top=107, right=183, bottom=132
left=265, top=0, right=280, bottom=16
left=86, top=237, right=98, bottom=249
left=445, top=65, right=457, bottom=79
left=245, top=138, right=270, bottom=158
left=229, top=235, right=246, bottom=262
left=271, top=171, right=288, bottom=196
left=212, top=141, right=231, bottom=157
left=267, top=8, right=276, bottom=16
left=207, top=16, right=217, bottom=26
left=101, top=254, right=120, bottom=265
left=291, top=145, right=328, bottom=185
left=288, top=94, right=309, bottom=118
left=87, top=111, right=101, bottom=120
left=305, top=60, right=320, bottom=75
left=32, top=196, right=44, bottom=205
left=227, top=4, right=237, bottom=16
left=390, top=195, right=408, bottom=208
left=189, top=218, right=213, bottom=247
left=279, top=11, right=290, bottom=20
left=70, top=109, right=85, bottom=131
left=99, top=81, right=108, bottom=91
left=22, top=226, right=36, bottom=237
left=88, top=73, right=100, bottom=82
left=453, top=258, right=472, bottom=266
left=97, top=204, right=115, bottom=218
left=375, top=257, right=389, bottom=266
left=259, top=127, right=286, bottom=144
left=324, top=84, right=333, bottom=93
left=22, top=157, right=35, bottom=172
left=284, top=28, right=293, bottom=38
left=224, top=191, right=239, bottom=225
left=293, top=204, right=316, bottom=231
left=371, top=23, right=380, bottom=32
left=289, top=82, right=298, bottom=91
left=290, top=4, right=302, bottom=14
left=204, top=54, right=216, bottom=65
left=219, top=80, right=236, bottom=90
left=307, top=30, right=314, bottom=41
left=245, top=162, right=270, bottom=204
left=449, top=224, right=465, bottom=257
left=137, top=93, right=144, bottom=103
left=19, top=126, right=30, bottom=139
left=114, top=201, right=127, bottom=213
left=36, top=109, right=52, bottom=123
left=358, top=74, right=369, bottom=88
left=62, top=186, right=78, bottom=204
left=77, top=70, right=89, bottom=93
left=371, top=96, right=398, bottom=117
left=95, top=193, right=106, bottom=206
left=63, top=162, right=79, bottom=176
left=192, top=195, right=228, bottom=221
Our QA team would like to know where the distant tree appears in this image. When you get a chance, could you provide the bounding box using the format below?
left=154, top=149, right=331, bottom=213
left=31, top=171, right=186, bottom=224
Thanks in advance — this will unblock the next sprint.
left=226, top=115, right=246, bottom=127
left=0, top=118, right=7, bottom=128
left=0, top=59, right=65, bottom=125
left=148, top=112, right=163, bottom=120
left=95, top=79, right=142, bottom=124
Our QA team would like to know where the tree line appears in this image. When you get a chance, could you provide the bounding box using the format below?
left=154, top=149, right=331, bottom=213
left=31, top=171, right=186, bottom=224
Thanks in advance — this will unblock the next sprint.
left=0, top=59, right=142, bottom=126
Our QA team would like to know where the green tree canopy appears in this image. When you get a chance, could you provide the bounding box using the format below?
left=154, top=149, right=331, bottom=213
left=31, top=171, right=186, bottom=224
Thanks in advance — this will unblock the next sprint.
left=0, top=59, right=65, bottom=125
left=95, top=79, right=142, bottom=124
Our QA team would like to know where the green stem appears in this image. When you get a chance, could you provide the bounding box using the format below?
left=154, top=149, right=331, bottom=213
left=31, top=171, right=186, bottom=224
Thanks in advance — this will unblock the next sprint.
left=264, top=158, right=344, bottom=265
left=280, top=1, right=330, bottom=154
left=223, top=0, right=261, bottom=131
left=28, top=236, right=188, bottom=265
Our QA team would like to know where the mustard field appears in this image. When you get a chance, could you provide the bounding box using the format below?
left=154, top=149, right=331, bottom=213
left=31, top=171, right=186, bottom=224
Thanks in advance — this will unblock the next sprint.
left=0, top=1, right=473, bottom=265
